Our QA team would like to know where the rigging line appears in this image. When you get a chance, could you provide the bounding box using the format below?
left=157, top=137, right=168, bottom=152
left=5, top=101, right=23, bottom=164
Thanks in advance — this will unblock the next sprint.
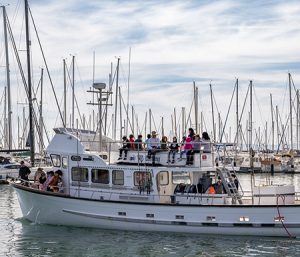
left=109, top=62, right=118, bottom=92
left=220, top=83, right=236, bottom=144
left=185, top=98, right=194, bottom=131
left=150, top=109, right=158, bottom=133
left=253, top=85, right=270, bottom=129
left=74, top=58, right=88, bottom=128
left=28, top=6, right=65, bottom=127
left=120, top=92, right=133, bottom=133
left=236, top=82, right=250, bottom=147
left=17, top=8, right=25, bottom=52
left=11, top=0, right=21, bottom=27
left=276, top=194, right=295, bottom=238
left=291, top=74, right=298, bottom=94
left=6, top=13, right=49, bottom=147
left=65, top=58, right=84, bottom=129
left=276, top=113, right=290, bottom=152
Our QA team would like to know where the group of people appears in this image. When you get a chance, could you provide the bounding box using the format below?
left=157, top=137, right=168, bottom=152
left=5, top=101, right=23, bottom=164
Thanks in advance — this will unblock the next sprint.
left=18, top=160, right=63, bottom=192
left=207, top=175, right=239, bottom=194
left=118, top=128, right=211, bottom=165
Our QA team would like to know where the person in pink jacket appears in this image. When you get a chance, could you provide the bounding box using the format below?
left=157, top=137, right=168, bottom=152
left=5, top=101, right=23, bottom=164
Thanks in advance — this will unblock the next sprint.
left=178, top=136, right=192, bottom=160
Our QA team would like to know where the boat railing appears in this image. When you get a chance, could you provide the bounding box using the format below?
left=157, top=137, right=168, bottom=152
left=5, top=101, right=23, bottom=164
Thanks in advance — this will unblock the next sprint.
left=80, top=139, right=215, bottom=167
left=14, top=179, right=300, bottom=206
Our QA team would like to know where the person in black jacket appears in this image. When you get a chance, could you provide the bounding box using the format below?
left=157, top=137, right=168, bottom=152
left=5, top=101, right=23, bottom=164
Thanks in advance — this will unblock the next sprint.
left=168, top=137, right=179, bottom=163
left=18, top=161, right=31, bottom=186
left=118, top=136, right=130, bottom=160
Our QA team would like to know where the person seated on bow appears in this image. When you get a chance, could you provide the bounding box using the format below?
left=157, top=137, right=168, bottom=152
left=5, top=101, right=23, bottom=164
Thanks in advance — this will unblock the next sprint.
left=147, top=131, right=160, bottom=165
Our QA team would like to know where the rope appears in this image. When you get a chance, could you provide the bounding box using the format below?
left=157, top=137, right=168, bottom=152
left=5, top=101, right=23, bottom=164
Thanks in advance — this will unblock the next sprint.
left=276, top=194, right=295, bottom=238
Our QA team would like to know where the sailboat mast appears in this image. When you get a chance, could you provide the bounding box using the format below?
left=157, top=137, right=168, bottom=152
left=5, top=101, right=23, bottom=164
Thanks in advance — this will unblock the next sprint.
left=39, top=68, right=44, bottom=155
left=25, top=0, right=35, bottom=166
left=193, top=81, right=198, bottom=133
left=113, top=58, right=120, bottom=140
left=72, top=55, right=75, bottom=129
left=289, top=73, right=293, bottom=149
left=63, top=59, right=67, bottom=127
left=270, top=94, right=274, bottom=151
left=4, top=87, right=7, bottom=148
left=210, top=83, right=215, bottom=142
left=297, top=90, right=299, bottom=150
left=249, top=80, right=253, bottom=150
left=2, top=6, right=12, bottom=150
left=236, top=78, right=239, bottom=147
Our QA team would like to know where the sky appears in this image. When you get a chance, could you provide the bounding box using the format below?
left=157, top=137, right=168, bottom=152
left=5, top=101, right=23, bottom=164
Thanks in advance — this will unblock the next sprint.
left=1, top=0, right=300, bottom=150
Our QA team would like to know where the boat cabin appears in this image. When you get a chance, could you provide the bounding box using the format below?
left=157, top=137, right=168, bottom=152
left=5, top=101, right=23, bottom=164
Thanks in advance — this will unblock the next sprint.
left=46, top=132, right=236, bottom=205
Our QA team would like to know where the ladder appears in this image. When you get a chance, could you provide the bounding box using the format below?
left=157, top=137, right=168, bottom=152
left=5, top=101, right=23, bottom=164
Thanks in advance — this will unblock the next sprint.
left=216, top=167, right=243, bottom=204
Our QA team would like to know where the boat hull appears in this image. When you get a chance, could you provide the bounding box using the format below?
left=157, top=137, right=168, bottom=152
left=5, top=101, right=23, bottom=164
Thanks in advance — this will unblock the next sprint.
left=12, top=184, right=300, bottom=237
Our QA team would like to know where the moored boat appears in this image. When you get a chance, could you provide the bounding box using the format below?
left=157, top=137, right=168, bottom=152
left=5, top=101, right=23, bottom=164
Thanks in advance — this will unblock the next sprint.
left=11, top=130, right=300, bottom=237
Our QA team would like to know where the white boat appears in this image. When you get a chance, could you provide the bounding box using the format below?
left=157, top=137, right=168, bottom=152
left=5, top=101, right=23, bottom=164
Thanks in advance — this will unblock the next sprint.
left=11, top=130, right=300, bottom=237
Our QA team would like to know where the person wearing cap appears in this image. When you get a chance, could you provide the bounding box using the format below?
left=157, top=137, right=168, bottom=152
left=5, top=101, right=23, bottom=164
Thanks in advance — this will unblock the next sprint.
left=147, top=131, right=160, bottom=165
left=18, top=160, right=31, bottom=186
left=118, top=136, right=130, bottom=160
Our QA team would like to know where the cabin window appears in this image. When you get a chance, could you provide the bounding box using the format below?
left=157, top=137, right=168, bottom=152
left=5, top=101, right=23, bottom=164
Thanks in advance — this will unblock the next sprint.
left=83, top=156, right=94, bottom=161
left=62, top=157, right=68, bottom=169
left=4, top=164, right=21, bottom=169
left=134, top=171, right=152, bottom=186
left=159, top=171, right=169, bottom=185
left=91, top=169, right=109, bottom=184
left=71, top=155, right=81, bottom=161
left=112, top=170, right=124, bottom=185
left=175, top=215, right=184, bottom=220
left=100, top=154, right=108, bottom=160
left=50, top=154, right=61, bottom=167
left=172, top=171, right=191, bottom=184
left=71, top=167, right=88, bottom=182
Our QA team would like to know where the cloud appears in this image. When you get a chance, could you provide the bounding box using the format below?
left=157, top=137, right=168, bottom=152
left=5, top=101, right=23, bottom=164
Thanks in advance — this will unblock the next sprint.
left=0, top=0, right=299, bottom=149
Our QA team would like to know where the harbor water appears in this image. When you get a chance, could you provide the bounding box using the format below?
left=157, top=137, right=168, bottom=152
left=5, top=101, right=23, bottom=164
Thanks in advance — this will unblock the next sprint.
left=1, top=173, right=300, bottom=257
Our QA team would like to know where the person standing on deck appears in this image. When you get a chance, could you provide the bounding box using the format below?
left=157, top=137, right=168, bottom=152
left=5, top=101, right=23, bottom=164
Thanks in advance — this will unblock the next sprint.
left=18, top=161, right=31, bottom=186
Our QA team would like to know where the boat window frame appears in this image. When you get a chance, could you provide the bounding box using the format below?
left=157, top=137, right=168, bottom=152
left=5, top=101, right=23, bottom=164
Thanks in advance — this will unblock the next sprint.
left=91, top=168, right=109, bottom=184
left=171, top=170, right=191, bottom=184
left=71, top=166, right=89, bottom=182
left=3, top=164, right=21, bottom=169
left=50, top=154, right=61, bottom=167
left=62, top=157, right=68, bottom=169
left=71, top=155, right=81, bottom=162
left=133, top=171, right=152, bottom=186
left=112, top=170, right=124, bottom=185
left=158, top=171, right=169, bottom=186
